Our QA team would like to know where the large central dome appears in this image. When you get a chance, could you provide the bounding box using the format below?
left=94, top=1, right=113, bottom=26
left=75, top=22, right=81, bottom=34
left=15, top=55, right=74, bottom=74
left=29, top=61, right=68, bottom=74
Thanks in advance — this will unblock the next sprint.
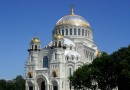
left=56, top=7, right=90, bottom=28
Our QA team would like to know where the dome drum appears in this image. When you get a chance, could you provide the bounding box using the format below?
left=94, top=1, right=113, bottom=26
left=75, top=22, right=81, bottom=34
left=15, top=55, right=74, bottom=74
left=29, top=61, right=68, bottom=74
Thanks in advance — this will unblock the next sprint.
left=53, top=25, right=93, bottom=40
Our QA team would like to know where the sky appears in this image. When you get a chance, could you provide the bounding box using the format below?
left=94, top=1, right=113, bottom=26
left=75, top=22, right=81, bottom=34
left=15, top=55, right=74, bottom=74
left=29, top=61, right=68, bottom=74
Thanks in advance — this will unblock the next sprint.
left=0, top=0, right=130, bottom=79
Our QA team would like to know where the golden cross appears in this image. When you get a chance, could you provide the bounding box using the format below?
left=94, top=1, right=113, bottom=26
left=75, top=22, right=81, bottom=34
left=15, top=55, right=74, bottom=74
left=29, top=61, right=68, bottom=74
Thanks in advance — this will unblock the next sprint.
left=70, top=4, right=74, bottom=15
left=71, top=4, right=74, bottom=9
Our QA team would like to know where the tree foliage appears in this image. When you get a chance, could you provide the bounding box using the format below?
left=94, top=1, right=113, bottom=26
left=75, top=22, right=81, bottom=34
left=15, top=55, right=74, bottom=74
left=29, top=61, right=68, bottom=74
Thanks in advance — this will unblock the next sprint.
left=0, top=75, right=25, bottom=90
left=70, top=45, right=130, bottom=90
left=111, top=45, right=130, bottom=90
left=69, top=65, right=92, bottom=89
left=92, top=52, right=117, bottom=90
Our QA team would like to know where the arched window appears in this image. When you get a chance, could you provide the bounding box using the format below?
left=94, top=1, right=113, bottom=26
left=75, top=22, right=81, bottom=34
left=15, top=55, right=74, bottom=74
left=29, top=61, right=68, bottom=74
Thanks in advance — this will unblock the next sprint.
left=78, top=29, right=80, bottom=35
left=55, top=53, right=57, bottom=59
left=43, top=56, right=48, bottom=68
left=74, top=28, right=76, bottom=35
left=69, top=68, right=72, bottom=76
left=85, top=30, right=87, bottom=36
left=68, top=66, right=73, bottom=77
left=70, top=28, right=72, bottom=35
left=82, top=29, right=84, bottom=36
left=58, top=41, right=61, bottom=47
left=62, top=29, right=64, bottom=35
left=55, top=41, right=57, bottom=47
left=66, top=56, right=69, bottom=61
left=35, top=45, right=37, bottom=50
left=66, top=29, right=68, bottom=35
left=70, top=46, right=72, bottom=50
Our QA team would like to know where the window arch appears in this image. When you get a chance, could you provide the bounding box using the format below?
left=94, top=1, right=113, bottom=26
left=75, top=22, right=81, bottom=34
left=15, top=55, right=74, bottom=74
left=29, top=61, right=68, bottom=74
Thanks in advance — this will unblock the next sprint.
left=58, top=41, right=61, bottom=47
left=85, top=30, right=87, bottom=36
left=70, top=28, right=72, bottom=35
left=77, top=65, right=82, bottom=69
left=70, top=46, right=72, bottom=50
left=58, top=30, right=61, bottom=34
left=82, top=29, right=84, bottom=36
left=78, top=29, right=80, bottom=35
left=62, top=29, right=64, bottom=35
left=66, top=56, right=69, bottom=61
left=35, top=45, right=37, bottom=50
left=43, top=56, right=49, bottom=68
left=74, top=28, right=76, bottom=35
left=55, top=53, right=57, bottom=59
left=66, top=29, right=68, bottom=35
left=68, top=66, right=74, bottom=77
left=69, top=68, right=72, bottom=76
left=55, top=41, right=57, bottom=47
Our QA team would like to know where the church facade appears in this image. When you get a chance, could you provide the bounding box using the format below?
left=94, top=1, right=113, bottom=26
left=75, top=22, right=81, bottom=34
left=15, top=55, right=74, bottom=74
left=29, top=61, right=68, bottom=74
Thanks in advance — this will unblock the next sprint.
left=25, top=6, right=99, bottom=90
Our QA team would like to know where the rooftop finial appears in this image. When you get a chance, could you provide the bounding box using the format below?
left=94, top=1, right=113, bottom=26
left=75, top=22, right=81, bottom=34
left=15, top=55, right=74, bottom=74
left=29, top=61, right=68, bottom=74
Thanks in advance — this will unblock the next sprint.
left=34, top=34, right=37, bottom=38
left=70, top=4, right=75, bottom=15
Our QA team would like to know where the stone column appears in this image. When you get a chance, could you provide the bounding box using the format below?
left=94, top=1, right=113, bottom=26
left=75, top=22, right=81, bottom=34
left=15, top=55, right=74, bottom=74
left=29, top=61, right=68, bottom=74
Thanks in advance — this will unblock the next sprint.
left=26, top=86, right=28, bottom=90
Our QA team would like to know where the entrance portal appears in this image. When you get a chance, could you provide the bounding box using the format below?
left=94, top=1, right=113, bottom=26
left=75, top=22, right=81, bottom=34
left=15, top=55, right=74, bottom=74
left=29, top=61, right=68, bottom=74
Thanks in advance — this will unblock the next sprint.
left=29, top=86, right=33, bottom=90
left=52, top=80, right=58, bottom=90
left=28, top=81, right=33, bottom=90
left=53, top=86, right=58, bottom=90
left=37, top=78, right=46, bottom=90
left=41, top=81, right=45, bottom=90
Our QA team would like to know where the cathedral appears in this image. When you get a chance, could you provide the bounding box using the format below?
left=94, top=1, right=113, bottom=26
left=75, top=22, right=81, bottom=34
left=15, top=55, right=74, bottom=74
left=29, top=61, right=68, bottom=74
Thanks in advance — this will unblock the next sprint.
left=25, top=5, right=99, bottom=90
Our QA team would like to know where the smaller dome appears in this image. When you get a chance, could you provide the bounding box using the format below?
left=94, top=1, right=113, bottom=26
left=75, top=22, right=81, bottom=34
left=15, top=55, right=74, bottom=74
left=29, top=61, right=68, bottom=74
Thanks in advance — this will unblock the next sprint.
left=31, top=37, right=41, bottom=44
left=53, top=34, right=63, bottom=40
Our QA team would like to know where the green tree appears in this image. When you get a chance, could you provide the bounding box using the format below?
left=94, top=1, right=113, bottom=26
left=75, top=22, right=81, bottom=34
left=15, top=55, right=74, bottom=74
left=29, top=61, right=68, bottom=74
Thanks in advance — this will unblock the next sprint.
left=70, top=45, right=130, bottom=90
left=0, top=75, right=25, bottom=90
left=111, top=45, right=130, bottom=90
left=14, top=75, right=25, bottom=90
left=69, top=65, right=92, bottom=90
left=6, top=80, right=15, bottom=90
left=0, top=79, right=6, bottom=90
left=92, top=52, right=117, bottom=90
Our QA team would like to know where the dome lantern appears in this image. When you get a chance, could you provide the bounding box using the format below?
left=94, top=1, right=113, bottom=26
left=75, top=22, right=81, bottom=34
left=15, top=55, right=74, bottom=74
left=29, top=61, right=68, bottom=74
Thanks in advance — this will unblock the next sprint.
left=31, top=35, right=41, bottom=44
left=28, top=35, right=41, bottom=52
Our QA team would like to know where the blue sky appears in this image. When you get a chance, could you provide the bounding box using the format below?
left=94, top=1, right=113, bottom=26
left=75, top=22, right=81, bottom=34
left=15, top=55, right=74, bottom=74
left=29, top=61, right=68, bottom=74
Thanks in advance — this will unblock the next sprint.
left=0, top=0, right=130, bottom=79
